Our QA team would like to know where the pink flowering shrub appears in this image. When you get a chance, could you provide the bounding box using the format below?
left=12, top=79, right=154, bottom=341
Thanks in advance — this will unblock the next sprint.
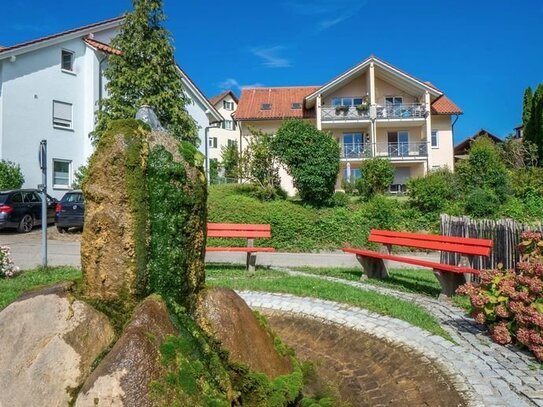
left=457, top=231, right=543, bottom=361
left=0, top=245, right=19, bottom=278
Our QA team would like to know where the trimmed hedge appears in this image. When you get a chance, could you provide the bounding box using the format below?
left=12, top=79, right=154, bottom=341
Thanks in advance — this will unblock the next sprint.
left=207, top=185, right=434, bottom=252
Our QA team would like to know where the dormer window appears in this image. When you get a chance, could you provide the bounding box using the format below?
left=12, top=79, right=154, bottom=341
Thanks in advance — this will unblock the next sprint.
left=291, top=103, right=302, bottom=109
left=261, top=103, right=272, bottom=110
left=61, top=49, right=74, bottom=72
left=223, top=101, right=234, bottom=111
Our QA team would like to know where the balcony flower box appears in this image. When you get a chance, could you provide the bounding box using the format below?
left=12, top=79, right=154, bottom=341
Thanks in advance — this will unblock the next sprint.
left=355, top=103, right=370, bottom=114
left=335, top=105, right=350, bottom=115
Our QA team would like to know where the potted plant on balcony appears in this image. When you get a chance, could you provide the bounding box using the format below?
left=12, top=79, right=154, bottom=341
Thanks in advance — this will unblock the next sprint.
left=355, top=96, right=370, bottom=115
left=335, top=105, right=350, bottom=115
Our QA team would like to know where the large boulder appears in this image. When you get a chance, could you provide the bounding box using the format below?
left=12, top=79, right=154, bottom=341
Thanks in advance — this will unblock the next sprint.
left=0, top=283, right=115, bottom=407
left=197, top=287, right=292, bottom=379
left=76, top=296, right=177, bottom=407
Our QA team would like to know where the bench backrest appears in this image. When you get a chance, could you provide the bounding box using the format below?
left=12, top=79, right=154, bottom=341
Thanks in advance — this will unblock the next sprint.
left=368, top=229, right=493, bottom=257
left=207, top=223, right=272, bottom=239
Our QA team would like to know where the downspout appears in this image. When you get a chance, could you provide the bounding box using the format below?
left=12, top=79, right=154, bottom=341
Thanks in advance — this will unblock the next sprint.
left=451, top=114, right=460, bottom=169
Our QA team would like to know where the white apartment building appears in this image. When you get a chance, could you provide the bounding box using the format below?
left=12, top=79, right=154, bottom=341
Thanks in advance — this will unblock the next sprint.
left=0, top=17, right=221, bottom=198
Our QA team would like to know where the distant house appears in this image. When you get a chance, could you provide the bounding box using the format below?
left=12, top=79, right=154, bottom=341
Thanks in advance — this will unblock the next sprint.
left=206, top=90, right=239, bottom=179
left=513, top=124, right=524, bottom=140
left=454, top=129, right=502, bottom=161
left=235, top=55, right=462, bottom=195
left=0, top=17, right=220, bottom=198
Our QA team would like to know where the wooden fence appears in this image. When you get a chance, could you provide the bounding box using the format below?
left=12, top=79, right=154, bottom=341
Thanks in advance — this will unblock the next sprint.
left=440, top=215, right=542, bottom=270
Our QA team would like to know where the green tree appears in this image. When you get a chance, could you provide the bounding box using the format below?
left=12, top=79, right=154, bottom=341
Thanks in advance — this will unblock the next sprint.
left=239, top=127, right=281, bottom=199
left=456, top=136, right=511, bottom=203
left=497, top=135, right=538, bottom=169
left=93, top=0, right=197, bottom=144
left=273, top=119, right=339, bottom=206
left=209, top=159, right=219, bottom=184
left=524, top=84, right=543, bottom=164
left=220, top=142, right=239, bottom=181
left=522, top=86, right=533, bottom=126
left=72, top=162, right=89, bottom=189
left=0, top=160, right=24, bottom=190
left=355, top=158, right=394, bottom=200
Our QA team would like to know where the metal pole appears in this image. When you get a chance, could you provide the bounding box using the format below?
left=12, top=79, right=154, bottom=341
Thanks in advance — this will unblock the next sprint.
left=39, top=140, right=48, bottom=269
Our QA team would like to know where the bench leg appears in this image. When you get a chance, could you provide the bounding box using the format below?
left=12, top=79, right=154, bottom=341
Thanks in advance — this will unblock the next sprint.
left=433, top=269, right=467, bottom=299
left=356, top=254, right=389, bottom=280
left=246, top=252, right=257, bottom=273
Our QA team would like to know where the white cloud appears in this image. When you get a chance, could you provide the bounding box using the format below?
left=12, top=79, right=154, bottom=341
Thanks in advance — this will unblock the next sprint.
left=250, top=46, right=291, bottom=68
left=218, top=78, right=264, bottom=91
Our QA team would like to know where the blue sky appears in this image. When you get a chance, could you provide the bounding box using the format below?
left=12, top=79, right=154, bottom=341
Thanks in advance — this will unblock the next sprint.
left=1, top=0, right=542, bottom=142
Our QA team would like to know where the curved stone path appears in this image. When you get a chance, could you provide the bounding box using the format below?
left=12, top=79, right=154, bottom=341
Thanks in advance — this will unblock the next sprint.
left=236, top=267, right=543, bottom=407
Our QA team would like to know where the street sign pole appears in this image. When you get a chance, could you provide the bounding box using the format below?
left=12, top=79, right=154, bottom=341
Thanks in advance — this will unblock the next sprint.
left=39, top=140, right=48, bottom=269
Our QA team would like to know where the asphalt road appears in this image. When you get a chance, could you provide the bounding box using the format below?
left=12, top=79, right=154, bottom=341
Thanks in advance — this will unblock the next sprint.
left=1, top=227, right=440, bottom=270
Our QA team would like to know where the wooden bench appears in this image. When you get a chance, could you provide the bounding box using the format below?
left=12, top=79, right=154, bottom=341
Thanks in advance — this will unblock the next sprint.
left=206, top=223, right=274, bottom=272
left=343, top=229, right=493, bottom=298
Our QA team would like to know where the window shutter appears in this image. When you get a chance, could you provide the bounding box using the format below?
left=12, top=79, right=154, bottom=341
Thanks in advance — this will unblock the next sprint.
left=53, top=101, right=72, bottom=128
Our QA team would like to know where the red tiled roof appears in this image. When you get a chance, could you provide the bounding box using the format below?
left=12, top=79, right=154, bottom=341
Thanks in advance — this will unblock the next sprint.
left=83, top=37, right=122, bottom=55
left=235, top=86, right=320, bottom=121
left=431, top=95, right=463, bottom=115
left=0, top=16, right=124, bottom=54
left=209, top=90, right=239, bottom=106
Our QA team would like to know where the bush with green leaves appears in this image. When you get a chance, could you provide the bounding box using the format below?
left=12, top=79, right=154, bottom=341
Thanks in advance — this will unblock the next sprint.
left=273, top=119, right=340, bottom=206
left=329, top=191, right=349, bottom=207
left=220, top=142, right=239, bottom=181
left=512, top=167, right=543, bottom=199
left=407, top=168, right=457, bottom=214
left=465, top=188, right=500, bottom=218
left=72, top=162, right=89, bottom=189
left=355, top=158, right=394, bottom=200
left=456, top=136, right=512, bottom=203
left=0, top=160, right=24, bottom=190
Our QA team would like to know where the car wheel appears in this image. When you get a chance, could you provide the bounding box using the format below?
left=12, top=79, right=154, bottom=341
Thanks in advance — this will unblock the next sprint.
left=17, top=214, right=33, bottom=233
left=57, top=226, right=68, bottom=233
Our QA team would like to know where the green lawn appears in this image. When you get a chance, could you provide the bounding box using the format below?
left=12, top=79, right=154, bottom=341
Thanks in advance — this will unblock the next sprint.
left=0, top=267, right=82, bottom=310
left=206, top=265, right=452, bottom=341
left=294, top=267, right=442, bottom=297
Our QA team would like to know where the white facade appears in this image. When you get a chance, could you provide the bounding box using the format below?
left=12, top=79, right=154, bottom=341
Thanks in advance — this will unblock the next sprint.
left=207, top=91, right=239, bottom=164
left=0, top=18, right=220, bottom=198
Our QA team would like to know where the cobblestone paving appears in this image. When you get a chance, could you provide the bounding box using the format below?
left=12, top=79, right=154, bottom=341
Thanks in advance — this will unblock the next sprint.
left=238, top=269, right=543, bottom=407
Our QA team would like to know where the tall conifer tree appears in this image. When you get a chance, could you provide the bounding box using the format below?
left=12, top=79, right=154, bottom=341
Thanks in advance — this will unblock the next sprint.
left=93, top=0, right=197, bottom=144
left=522, top=86, right=533, bottom=126
left=524, top=84, right=543, bottom=165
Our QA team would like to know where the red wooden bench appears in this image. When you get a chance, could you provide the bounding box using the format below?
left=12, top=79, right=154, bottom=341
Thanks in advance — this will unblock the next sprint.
left=343, top=229, right=493, bottom=298
left=206, top=223, right=274, bottom=272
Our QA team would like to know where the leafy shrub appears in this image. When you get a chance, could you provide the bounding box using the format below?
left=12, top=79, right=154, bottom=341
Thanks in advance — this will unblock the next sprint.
left=329, top=191, right=349, bottom=207
left=465, top=188, right=500, bottom=218
left=72, top=162, right=89, bottom=189
left=0, top=246, right=19, bottom=278
left=220, top=142, right=240, bottom=181
left=273, top=119, right=340, bottom=206
left=355, top=158, right=394, bottom=200
left=0, top=160, right=24, bottom=190
left=512, top=167, right=543, bottom=199
left=457, top=232, right=543, bottom=361
left=456, top=136, right=512, bottom=203
left=407, top=168, right=457, bottom=213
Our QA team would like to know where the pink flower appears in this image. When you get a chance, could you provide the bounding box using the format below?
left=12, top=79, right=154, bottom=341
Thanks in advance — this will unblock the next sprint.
left=496, top=305, right=510, bottom=319
left=531, top=346, right=543, bottom=362
left=490, top=322, right=512, bottom=345
left=472, top=310, right=486, bottom=324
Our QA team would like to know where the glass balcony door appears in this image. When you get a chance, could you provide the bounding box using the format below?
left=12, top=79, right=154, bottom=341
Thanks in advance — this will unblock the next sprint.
left=342, top=133, right=365, bottom=158
left=387, top=131, right=409, bottom=157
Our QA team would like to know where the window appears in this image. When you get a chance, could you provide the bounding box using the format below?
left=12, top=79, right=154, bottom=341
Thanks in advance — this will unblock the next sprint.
left=261, top=103, right=272, bottom=110
left=53, top=160, right=71, bottom=188
left=431, top=130, right=439, bottom=148
left=291, top=103, right=302, bottom=109
left=227, top=139, right=237, bottom=147
left=223, top=100, right=234, bottom=111
left=342, top=133, right=365, bottom=158
left=52, top=101, right=73, bottom=129
left=332, top=97, right=363, bottom=106
left=343, top=168, right=361, bottom=182
left=208, top=137, right=218, bottom=148
left=23, top=192, right=40, bottom=203
left=61, top=49, right=74, bottom=72
left=223, top=120, right=234, bottom=130
left=385, top=96, right=403, bottom=106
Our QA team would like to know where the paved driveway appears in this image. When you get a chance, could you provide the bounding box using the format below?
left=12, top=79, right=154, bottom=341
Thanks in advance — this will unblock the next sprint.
left=1, top=227, right=440, bottom=271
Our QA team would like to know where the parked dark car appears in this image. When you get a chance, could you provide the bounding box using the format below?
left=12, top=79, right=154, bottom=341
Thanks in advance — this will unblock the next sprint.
left=55, top=190, right=84, bottom=232
left=0, top=189, right=57, bottom=233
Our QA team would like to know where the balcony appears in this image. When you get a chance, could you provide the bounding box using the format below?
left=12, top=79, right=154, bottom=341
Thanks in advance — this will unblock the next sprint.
left=341, top=142, right=428, bottom=159
left=376, top=103, right=426, bottom=119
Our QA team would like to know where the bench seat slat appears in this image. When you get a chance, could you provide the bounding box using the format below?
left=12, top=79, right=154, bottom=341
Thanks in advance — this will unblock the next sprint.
left=342, top=248, right=480, bottom=274
left=206, top=247, right=275, bottom=252
left=208, top=223, right=271, bottom=231
left=368, top=235, right=491, bottom=256
left=372, top=229, right=492, bottom=248
left=208, top=230, right=272, bottom=238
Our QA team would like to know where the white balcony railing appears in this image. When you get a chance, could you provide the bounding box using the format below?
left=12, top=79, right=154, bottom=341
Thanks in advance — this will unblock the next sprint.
left=322, top=105, right=371, bottom=121
left=341, top=142, right=428, bottom=159
left=376, top=103, right=426, bottom=119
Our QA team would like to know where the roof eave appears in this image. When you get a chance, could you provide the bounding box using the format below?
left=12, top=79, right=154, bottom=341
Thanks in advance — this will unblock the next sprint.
left=0, top=18, right=123, bottom=60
